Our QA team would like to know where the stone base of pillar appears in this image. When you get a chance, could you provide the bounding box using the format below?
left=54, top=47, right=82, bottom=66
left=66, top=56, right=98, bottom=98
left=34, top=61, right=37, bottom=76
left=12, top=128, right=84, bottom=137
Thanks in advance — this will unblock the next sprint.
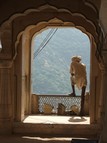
left=0, top=118, right=12, bottom=134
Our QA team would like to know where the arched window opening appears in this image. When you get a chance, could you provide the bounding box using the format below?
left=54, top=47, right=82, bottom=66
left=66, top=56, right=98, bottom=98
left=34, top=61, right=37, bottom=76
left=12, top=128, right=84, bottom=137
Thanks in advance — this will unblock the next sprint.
left=31, top=27, right=90, bottom=96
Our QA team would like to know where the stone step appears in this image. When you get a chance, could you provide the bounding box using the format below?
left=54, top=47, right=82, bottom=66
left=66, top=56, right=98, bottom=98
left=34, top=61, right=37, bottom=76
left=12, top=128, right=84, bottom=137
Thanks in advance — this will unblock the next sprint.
left=13, top=122, right=101, bottom=139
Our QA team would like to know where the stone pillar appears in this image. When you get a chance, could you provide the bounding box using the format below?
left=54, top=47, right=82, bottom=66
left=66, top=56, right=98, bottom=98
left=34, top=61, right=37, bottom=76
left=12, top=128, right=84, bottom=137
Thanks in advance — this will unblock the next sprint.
left=31, top=94, right=39, bottom=114
left=0, top=61, right=13, bottom=134
left=99, top=1, right=107, bottom=141
left=99, top=52, right=107, bottom=143
left=100, top=0, right=107, bottom=33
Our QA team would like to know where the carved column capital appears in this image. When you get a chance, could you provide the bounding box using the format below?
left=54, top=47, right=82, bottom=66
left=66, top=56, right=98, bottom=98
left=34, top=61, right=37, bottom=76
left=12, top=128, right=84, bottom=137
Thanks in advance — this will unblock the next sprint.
left=99, top=51, right=107, bottom=143
left=102, top=51, right=107, bottom=67
left=99, top=50, right=107, bottom=70
left=0, top=60, right=13, bottom=68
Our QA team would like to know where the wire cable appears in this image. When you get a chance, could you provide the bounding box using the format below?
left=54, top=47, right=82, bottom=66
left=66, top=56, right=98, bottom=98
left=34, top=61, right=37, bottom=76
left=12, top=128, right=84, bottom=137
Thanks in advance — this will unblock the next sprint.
left=33, top=28, right=54, bottom=58
left=33, top=28, right=58, bottom=59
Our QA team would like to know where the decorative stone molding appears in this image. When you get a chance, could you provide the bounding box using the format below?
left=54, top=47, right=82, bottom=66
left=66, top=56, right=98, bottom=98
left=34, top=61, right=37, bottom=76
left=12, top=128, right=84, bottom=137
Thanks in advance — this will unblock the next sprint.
left=98, top=33, right=107, bottom=67
left=0, top=60, right=13, bottom=69
left=102, top=51, right=107, bottom=67
left=0, top=3, right=99, bottom=61
left=0, top=22, right=13, bottom=59
left=103, top=34, right=107, bottom=50
left=0, top=0, right=99, bottom=26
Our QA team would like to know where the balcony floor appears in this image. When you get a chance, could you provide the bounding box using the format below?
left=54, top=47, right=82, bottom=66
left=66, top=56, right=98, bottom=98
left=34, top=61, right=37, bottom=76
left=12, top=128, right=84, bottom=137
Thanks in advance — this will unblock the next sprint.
left=23, top=115, right=90, bottom=124
left=14, top=115, right=100, bottom=138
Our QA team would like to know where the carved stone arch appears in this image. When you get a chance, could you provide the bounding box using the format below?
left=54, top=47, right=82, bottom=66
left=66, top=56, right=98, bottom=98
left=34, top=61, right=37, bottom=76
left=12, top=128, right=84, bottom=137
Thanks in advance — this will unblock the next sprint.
left=0, top=4, right=100, bottom=61
left=15, top=18, right=94, bottom=50
left=0, top=4, right=103, bottom=123
left=14, top=15, right=100, bottom=124
left=12, top=6, right=98, bottom=42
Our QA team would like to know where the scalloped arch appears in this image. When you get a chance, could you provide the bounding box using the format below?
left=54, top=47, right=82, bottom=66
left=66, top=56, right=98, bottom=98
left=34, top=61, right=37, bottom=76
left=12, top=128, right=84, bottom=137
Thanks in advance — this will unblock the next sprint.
left=0, top=3, right=100, bottom=60
left=9, top=5, right=97, bottom=41
left=0, top=0, right=98, bottom=27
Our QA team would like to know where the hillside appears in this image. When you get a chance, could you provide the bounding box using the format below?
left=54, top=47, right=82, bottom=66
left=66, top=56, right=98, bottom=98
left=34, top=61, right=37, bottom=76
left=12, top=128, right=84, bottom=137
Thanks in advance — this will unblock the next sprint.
left=31, top=28, right=90, bottom=95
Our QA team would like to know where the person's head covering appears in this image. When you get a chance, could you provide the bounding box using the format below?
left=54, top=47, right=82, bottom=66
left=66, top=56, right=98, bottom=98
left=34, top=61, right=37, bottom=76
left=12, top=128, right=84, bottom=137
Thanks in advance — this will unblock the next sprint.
left=71, top=56, right=81, bottom=62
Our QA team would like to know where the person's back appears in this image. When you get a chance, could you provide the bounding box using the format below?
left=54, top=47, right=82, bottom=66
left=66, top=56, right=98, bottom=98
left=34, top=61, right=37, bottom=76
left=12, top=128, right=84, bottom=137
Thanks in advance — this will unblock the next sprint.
left=71, top=61, right=86, bottom=76
left=70, top=60, right=87, bottom=89
left=69, top=56, right=87, bottom=116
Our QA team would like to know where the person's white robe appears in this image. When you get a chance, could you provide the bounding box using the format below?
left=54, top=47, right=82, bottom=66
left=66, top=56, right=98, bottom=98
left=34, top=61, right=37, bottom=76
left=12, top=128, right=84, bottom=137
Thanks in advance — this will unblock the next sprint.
left=70, top=61, right=87, bottom=89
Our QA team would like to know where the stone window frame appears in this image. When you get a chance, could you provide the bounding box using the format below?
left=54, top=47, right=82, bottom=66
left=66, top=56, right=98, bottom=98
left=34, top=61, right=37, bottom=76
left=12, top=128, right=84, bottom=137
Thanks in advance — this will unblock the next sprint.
left=0, top=5, right=103, bottom=126
left=17, top=18, right=100, bottom=125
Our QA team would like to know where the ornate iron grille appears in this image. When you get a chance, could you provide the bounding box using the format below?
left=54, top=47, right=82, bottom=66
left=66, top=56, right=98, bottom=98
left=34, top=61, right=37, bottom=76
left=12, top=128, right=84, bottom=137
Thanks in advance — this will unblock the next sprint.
left=38, top=95, right=81, bottom=113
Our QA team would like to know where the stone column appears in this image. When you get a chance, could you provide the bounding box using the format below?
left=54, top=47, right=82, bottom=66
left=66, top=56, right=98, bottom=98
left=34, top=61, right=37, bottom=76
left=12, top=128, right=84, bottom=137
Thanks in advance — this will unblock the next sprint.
left=100, top=0, right=107, bottom=33
left=31, top=94, right=39, bottom=114
left=0, top=60, right=13, bottom=134
left=99, top=1, right=107, bottom=142
left=99, top=52, right=107, bottom=143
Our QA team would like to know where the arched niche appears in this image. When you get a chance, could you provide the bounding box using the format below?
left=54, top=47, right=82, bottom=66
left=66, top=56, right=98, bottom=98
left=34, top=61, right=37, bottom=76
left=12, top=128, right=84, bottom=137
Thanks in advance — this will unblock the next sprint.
left=14, top=17, right=101, bottom=125
left=0, top=4, right=104, bottom=126
left=0, top=4, right=99, bottom=60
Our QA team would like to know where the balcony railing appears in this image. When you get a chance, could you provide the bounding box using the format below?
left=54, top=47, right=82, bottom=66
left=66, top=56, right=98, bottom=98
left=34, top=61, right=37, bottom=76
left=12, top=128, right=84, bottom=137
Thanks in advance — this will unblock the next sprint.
left=31, top=94, right=89, bottom=116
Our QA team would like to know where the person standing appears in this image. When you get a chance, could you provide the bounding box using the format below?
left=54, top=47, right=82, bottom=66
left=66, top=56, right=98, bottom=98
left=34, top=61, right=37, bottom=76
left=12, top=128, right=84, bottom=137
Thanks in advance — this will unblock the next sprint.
left=69, top=56, right=87, bottom=116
